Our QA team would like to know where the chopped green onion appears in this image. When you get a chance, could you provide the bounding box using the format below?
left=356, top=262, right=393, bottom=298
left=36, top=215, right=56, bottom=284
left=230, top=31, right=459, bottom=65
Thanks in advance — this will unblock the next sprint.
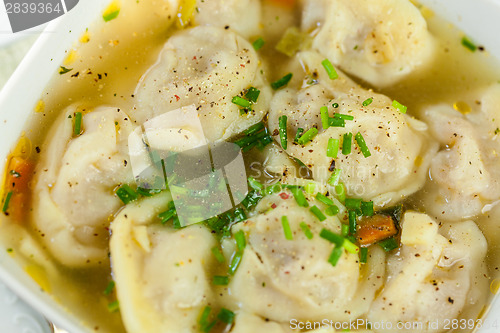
left=115, top=184, right=138, bottom=204
left=281, top=216, right=293, bottom=240
left=328, top=246, right=343, bottom=266
left=297, top=127, right=318, bottom=145
left=234, top=230, right=246, bottom=251
left=343, top=238, right=360, bottom=254
left=217, top=308, right=235, bottom=324
left=378, top=237, right=399, bottom=252
left=392, top=100, right=407, bottom=114
left=158, top=207, right=176, bottom=224
left=279, top=115, right=288, bottom=150
left=294, top=128, right=304, bottom=143
left=103, top=8, right=120, bottom=22
left=328, top=117, right=345, bottom=127
left=316, top=193, right=334, bottom=206
left=361, top=201, right=374, bottom=216
left=299, top=222, right=313, bottom=239
left=327, top=138, right=340, bottom=158
left=355, top=132, right=371, bottom=158
left=320, top=228, right=344, bottom=246
left=320, top=106, right=330, bottom=129
left=248, top=177, right=263, bottom=191
left=310, top=205, right=327, bottom=221
left=136, top=187, right=161, bottom=197
left=59, top=66, right=72, bottom=75
left=328, top=169, right=342, bottom=186
left=341, top=224, right=349, bottom=237
left=211, top=246, right=226, bottom=263
left=229, top=251, right=243, bottom=275
left=271, top=73, right=293, bottom=90
left=103, top=281, right=115, bottom=296
left=360, top=247, right=368, bottom=264
left=245, top=87, right=261, bottom=103
left=199, top=306, right=215, bottom=332
left=107, top=300, right=120, bottom=313
left=304, top=182, right=316, bottom=194
left=245, top=122, right=264, bottom=135
left=212, top=275, right=229, bottom=286
left=73, top=112, right=83, bottom=136
left=332, top=103, right=339, bottom=108
left=265, top=184, right=282, bottom=196
left=348, top=210, right=357, bottom=235
left=461, top=36, right=477, bottom=52
left=362, top=98, right=373, bottom=106
left=325, top=205, right=339, bottom=216
left=291, top=187, right=309, bottom=207
left=334, top=113, right=354, bottom=121
left=232, top=95, right=252, bottom=108
left=345, top=198, right=362, bottom=211
left=321, top=58, right=339, bottom=80
left=342, top=133, right=352, bottom=155
left=335, top=183, right=346, bottom=203
left=252, top=37, right=265, bottom=51
left=2, top=191, right=13, bottom=213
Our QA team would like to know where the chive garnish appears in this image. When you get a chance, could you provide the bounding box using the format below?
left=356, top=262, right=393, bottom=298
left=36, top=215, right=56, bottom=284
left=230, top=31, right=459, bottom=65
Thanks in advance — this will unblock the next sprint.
left=103, top=8, right=120, bottom=22
left=59, top=66, right=72, bottom=75
left=299, top=222, right=313, bottom=239
left=461, top=36, right=477, bottom=52
left=103, top=281, right=115, bottom=296
left=232, top=96, right=252, bottom=108
left=319, top=228, right=344, bottom=246
left=325, top=205, right=339, bottom=216
left=348, top=210, right=357, bottom=235
left=327, top=138, right=340, bottom=158
left=73, top=112, right=83, bottom=136
left=245, top=87, right=261, bottom=103
left=320, top=106, right=330, bottom=129
left=297, top=127, right=318, bottom=145
left=310, top=205, right=327, bottom=221
left=328, top=247, right=343, bottom=266
left=291, top=187, right=309, bottom=207
left=362, top=98, right=373, bottom=106
left=328, top=169, right=341, bottom=186
left=378, top=237, right=399, bottom=252
left=343, top=238, right=360, bottom=254
left=234, top=230, right=246, bottom=251
left=294, top=128, right=304, bottom=143
left=361, top=201, right=374, bottom=216
left=115, top=184, right=138, bottom=204
left=2, top=191, right=13, bottom=213
left=342, top=133, right=352, bottom=155
left=392, top=100, right=407, bottom=114
left=332, top=103, right=339, bottom=108
left=321, top=59, right=339, bottom=80
left=281, top=216, right=293, bottom=240
left=279, top=115, right=288, bottom=150
left=328, top=117, right=345, bottom=127
left=252, top=37, right=265, bottom=51
left=212, top=275, right=229, bottom=286
left=316, top=193, right=334, bottom=206
left=345, top=198, right=362, bottom=211
left=304, top=182, right=316, bottom=194
left=217, top=308, right=235, bottom=324
left=248, top=177, right=264, bottom=191
left=341, top=224, right=349, bottom=236
left=271, top=73, right=293, bottom=90
left=335, top=183, right=346, bottom=203
left=229, top=251, right=243, bottom=275
left=211, top=246, right=226, bottom=263
left=199, top=306, right=215, bottom=332
left=355, top=132, right=371, bottom=158
left=360, top=247, right=368, bottom=264
left=245, top=122, right=264, bottom=135
left=107, top=300, right=120, bottom=313
left=333, top=113, right=354, bottom=121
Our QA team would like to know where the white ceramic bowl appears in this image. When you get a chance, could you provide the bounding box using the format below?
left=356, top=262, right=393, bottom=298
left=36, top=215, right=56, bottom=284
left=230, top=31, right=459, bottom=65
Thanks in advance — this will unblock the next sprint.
left=0, top=1, right=499, bottom=332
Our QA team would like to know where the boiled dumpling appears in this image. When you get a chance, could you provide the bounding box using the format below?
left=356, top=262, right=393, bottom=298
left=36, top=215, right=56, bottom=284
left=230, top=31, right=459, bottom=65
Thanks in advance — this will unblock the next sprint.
left=31, top=106, right=134, bottom=267
left=423, top=88, right=500, bottom=220
left=231, top=313, right=292, bottom=333
left=227, top=191, right=385, bottom=323
left=368, top=212, right=488, bottom=332
left=301, top=0, right=435, bottom=87
left=110, top=192, right=217, bottom=333
left=268, top=51, right=437, bottom=206
left=134, top=26, right=271, bottom=142
left=194, top=0, right=261, bottom=39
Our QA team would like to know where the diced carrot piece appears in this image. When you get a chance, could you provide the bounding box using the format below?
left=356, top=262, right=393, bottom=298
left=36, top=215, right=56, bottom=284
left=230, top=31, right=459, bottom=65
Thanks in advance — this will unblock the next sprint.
left=6, top=156, right=33, bottom=192
left=356, top=214, right=398, bottom=246
left=7, top=192, right=27, bottom=222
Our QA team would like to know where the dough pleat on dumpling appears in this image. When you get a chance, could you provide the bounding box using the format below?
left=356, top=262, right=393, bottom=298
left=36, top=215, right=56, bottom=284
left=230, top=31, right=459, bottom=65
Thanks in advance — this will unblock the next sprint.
left=32, top=106, right=134, bottom=267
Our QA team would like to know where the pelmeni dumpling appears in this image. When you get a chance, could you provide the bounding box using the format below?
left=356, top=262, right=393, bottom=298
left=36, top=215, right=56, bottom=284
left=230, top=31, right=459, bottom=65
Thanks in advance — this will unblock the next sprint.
left=227, top=191, right=385, bottom=323
left=231, top=313, right=292, bottom=333
left=134, top=26, right=271, bottom=142
left=301, top=0, right=435, bottom=87
left=423, top=95, right=500, bottom=220
left=110, top=192, right=217, bottom=333
left=32, top=106, right=134, bottom=267
left=194, top=0, right=261, bottom=39
left=268, top=51, right=437, bottom=206
left=368, top=212, right=488, bottom=333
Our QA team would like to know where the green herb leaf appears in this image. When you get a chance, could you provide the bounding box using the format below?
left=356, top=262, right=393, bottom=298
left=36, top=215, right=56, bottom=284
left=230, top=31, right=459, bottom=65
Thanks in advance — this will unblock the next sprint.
left=279, top=115, right=288, bottom=150
left=252, top=37, right=265, bottom=51
left=59, top=66, right=72, bottom=75
left=115, top=184, right=138, bottom=205
left=321, top=58, right=339, bottom=80
left=299, top=222, right=313, bottom=239
left=271, top=73, right=293, bottom=90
